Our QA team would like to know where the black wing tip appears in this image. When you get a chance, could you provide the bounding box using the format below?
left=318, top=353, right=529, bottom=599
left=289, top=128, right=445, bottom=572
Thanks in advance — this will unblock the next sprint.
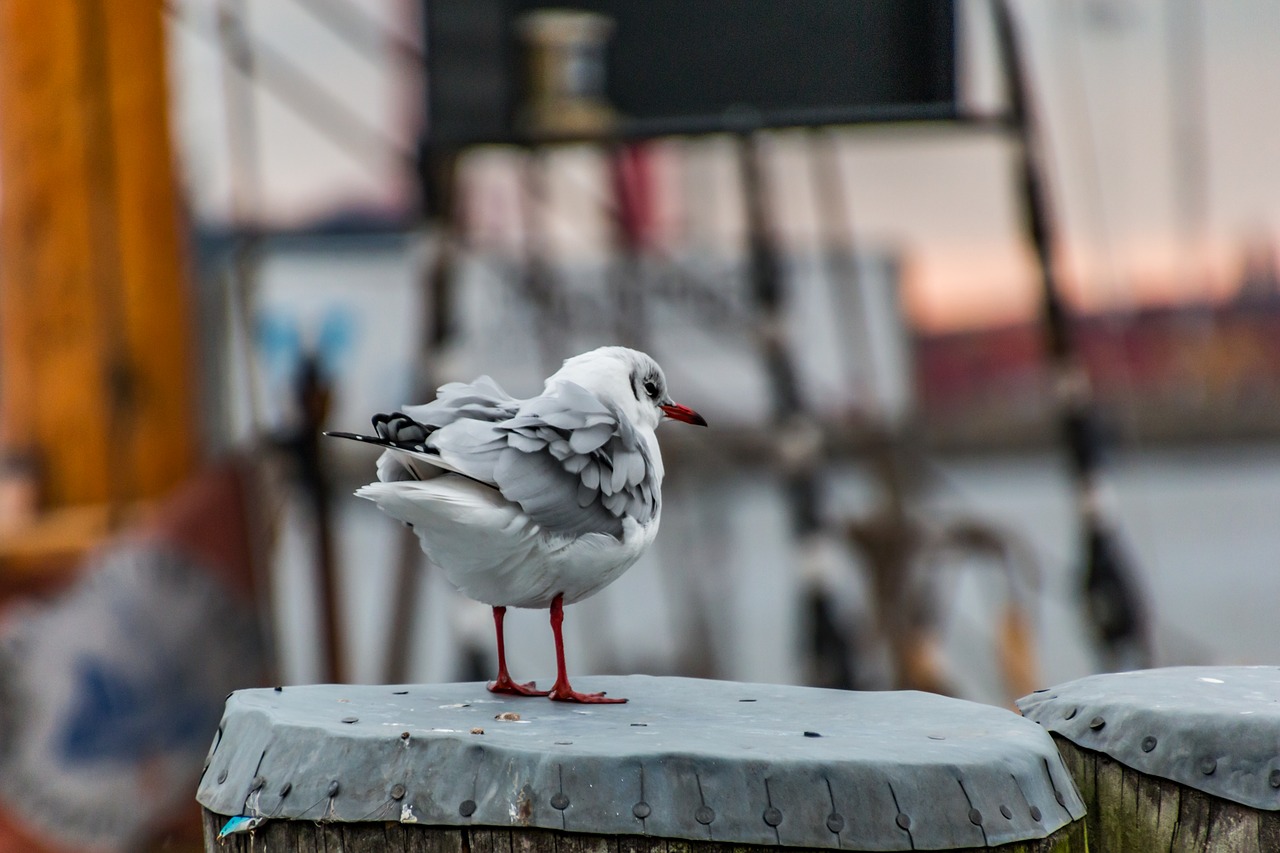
left=323, top=429, right=437, bottom=456
left=323, top=430, right=375, bottom=442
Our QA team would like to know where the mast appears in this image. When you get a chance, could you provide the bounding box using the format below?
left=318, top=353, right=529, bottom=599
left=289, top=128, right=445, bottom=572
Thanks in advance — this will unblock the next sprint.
left=0, top=2, right=197, bottom=516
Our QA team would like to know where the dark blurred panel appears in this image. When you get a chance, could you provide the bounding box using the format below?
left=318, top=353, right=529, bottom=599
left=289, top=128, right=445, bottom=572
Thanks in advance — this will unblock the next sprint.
left=423, top=0, right=956, bottom=145
left=424, top=0, right=514, bottom=146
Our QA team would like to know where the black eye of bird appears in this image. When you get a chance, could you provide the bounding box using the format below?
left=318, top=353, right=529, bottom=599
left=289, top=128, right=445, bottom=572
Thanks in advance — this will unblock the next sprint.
left=643, top=380, right=659, bottom=399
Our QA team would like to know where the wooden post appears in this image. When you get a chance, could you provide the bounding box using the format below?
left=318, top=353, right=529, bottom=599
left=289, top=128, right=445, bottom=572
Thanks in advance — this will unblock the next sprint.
left=1020, top=666, right=1280, bottom=853
left=1052, top=736, right=1280, bottom=852
left=0, top=1, right=196, bottom=513
left=201, top=816, right=1085, bottom=853
left=200, top=677, right=1086, bottom=852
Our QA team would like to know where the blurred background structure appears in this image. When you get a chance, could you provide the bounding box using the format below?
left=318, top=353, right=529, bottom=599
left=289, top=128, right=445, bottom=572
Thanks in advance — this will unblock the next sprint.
left=2, top=0, right=1280, bottom=849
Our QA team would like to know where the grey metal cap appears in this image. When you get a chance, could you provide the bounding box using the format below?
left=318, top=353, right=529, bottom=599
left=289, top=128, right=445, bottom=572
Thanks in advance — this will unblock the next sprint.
left=1019, top=666, right=1280, bottom=810
left=198, top=676, right=1083, bottom=850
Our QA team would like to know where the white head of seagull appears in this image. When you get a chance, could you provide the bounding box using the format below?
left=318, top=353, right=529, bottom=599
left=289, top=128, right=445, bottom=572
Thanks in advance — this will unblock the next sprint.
left=326, top=346, right=705, bottom=705
left=547, top=346, right=707, bottom=433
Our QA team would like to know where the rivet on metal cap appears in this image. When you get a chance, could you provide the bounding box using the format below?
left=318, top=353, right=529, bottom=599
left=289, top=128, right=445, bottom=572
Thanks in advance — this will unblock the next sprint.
left=895, top=813, right=911, bottom=831
left=826, top=813, right=845, bottom=833
left=401, top=731, right=411, bottom=740
left=999, top=805, right=1013, bottom=820
left=803, top=731, right=822, bottom=738
left=273, top=686, right=282, bottom=692
left=278, top=782, right=292, bottom=798
left=1200, top=757, right=1217, bottom=776
left=632, top=801, right=651, bottom=820
left=1088, top=716, right=1106, bottom=730
left=1141, top=736, right=1158, bottom=752
left=1055, top=790, right=1066, bottom=806
left=393, top=690, right=408, bottom=695
left=1030, top=806, right=1042, bottom=822
left=968, top=808, right=983, bottom=826
left=216, top=769, right=228, bottom=784
left=551, top=793, right=570, bottom=810
left=695, top=806, right=715, bottom=825
left=762, top=807, right=782, bottom=827
left=250, top=775, right=265, bottom=792
left=1064, top=707, right=1078, bottom=720
left=390, top=784, right=406, bottom=801
left=341, top=716, right=358, bottom=724
left=459, top=799, right=476, bottom=817
left=1270, top=769, right=1280, bottom=789
left=327, top=780, right=341, bottom=797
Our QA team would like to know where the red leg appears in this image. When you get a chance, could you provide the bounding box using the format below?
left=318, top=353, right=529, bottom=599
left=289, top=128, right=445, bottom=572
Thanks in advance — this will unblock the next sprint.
left=547, top=594, right=626, bottom=704
left=487, top=606, right=548, bottom=697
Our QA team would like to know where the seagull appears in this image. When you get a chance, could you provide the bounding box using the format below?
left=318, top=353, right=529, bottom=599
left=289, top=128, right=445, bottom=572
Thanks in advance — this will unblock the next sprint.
left=326, top=347, right=706, bottom=703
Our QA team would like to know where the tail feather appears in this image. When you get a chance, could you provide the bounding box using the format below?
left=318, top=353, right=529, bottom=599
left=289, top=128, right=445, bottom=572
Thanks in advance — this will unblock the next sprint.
left=355, top=478, right=540, bottom=589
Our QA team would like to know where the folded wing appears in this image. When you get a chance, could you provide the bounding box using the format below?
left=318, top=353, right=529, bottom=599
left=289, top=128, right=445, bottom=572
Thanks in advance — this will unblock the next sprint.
left=333, top=377, right=660, bottom=539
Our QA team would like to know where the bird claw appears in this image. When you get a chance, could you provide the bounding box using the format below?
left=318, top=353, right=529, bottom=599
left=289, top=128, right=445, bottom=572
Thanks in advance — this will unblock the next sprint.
left=487, top=676, right=550, bottom=697
left=548, top=684, right=628, bottom=704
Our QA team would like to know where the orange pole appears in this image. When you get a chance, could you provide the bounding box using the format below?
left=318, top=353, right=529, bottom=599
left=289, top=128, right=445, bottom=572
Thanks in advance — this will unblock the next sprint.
left=0, top=0, right=197, bottom=512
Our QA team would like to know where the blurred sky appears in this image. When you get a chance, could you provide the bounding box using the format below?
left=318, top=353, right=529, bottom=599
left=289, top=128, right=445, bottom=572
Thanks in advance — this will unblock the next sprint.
left=165, top=0, right=1280, bottom=330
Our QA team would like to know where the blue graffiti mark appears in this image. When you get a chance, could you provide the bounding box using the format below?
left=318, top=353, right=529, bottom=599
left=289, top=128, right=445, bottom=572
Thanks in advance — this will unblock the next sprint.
left=57, top=656, right=215, bottom=764
left=254, top=312, right=303, bottom=387
left=254, top=306, right=357, bottom=388
left=316, top=307, right=356, bottom=379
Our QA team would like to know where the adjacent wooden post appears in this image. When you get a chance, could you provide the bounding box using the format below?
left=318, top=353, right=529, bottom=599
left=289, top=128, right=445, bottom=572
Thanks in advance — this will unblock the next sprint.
left=0, top=1, right=196, bottom=514
left=1020, top=666, right=1280, bottom=852
left=1053, top=736, right=1280, bottom=852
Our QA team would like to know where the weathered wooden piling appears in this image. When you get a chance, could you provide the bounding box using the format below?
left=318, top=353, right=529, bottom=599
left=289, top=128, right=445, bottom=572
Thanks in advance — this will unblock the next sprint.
left=199, top=676, right=1084, bottom=851
left=1019, top=666, right=1280, bottom=852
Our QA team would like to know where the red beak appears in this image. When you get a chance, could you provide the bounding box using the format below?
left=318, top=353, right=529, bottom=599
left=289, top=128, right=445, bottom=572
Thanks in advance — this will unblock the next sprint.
left=660, top=403, right=708, bottom=427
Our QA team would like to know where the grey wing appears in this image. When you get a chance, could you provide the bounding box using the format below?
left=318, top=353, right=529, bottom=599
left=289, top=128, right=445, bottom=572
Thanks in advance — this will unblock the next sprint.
left=403, top=375, right=520, bottom=427
left=492, top=381, right=660, bottom=539
left=375, top=376, right=520, bottom=484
